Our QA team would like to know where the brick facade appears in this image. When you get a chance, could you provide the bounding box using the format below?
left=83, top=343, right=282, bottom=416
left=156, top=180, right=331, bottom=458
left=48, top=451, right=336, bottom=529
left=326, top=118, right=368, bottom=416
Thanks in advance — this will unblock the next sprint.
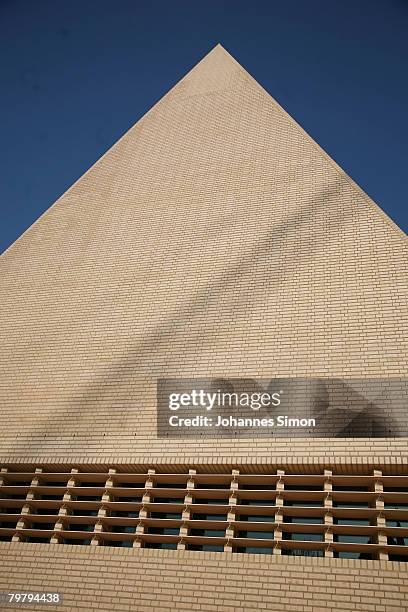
left=0, top=45, right=407, bottom=609
left=1, top=544, right=407, bottom=611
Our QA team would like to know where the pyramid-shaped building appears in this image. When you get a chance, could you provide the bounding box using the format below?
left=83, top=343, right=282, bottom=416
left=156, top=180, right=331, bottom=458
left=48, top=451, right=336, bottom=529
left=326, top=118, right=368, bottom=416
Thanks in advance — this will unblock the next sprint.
left=0, top=45, right=407, bottom=610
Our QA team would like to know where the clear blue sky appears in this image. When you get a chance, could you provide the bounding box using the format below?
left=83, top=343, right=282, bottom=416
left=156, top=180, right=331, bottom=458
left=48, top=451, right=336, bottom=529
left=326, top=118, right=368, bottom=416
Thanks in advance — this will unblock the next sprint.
left=1, top=0, right=407, bottom=254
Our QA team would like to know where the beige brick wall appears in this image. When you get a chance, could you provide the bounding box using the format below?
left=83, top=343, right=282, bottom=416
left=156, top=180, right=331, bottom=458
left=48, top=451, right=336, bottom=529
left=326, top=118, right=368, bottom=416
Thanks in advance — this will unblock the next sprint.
left=0, top=46, right=407, bottom=464
left=0, top=45, right=407, bottom=608
left=0, top=543, right=407, bottom=612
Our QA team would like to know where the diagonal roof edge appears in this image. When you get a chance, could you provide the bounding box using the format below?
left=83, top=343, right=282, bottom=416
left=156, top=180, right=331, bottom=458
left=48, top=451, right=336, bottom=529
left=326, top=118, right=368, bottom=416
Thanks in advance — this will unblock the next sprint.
left=0, top=45, right=228, bottom=258
left=216, top=43, right=407, bottom=242
left=1, top=43, right=406, bottom=259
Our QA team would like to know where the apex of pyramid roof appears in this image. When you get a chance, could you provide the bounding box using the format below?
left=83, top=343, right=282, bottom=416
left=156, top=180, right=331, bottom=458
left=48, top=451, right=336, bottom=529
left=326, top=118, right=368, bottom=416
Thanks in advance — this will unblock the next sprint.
left=202, top=43, right=237, bottom=64
left=177, top=42, right=242, bottom=97
left=213, top=43, right=228, bottom=52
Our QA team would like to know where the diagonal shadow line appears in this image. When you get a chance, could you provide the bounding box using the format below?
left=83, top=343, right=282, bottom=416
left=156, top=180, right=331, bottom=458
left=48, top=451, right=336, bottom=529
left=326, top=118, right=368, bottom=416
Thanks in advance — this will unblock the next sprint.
left=13, top=173, right=360, bottom=453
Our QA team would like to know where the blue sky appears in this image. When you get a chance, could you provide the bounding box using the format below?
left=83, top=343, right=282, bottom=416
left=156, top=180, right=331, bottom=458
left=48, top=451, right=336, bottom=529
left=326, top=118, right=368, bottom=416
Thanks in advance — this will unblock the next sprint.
left=1, top=0, right=407, bottom=253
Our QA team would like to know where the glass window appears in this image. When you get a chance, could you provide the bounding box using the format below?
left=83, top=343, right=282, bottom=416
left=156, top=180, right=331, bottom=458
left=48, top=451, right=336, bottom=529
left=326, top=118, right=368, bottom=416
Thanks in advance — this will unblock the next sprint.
left=282, top=549, right=323, bottom=557
left=146, top=526, right=179, bottom=536
left=239, top=515, right=275, bottom=522
left=334, top=534, right=371, bottom=544
left=38, top=495, right=61, bottom=501
left=387, top=535, right=408, bottom=546
left=333, top=502, right=370, bottom=508
left=150, top=512, right=181, bottom=519
left=333, top=518, right=370, bottom=525
left=384, top=503, right=408, bottom=509
left=110, top=525, right=135, bottom=534
left=237, top=530, right=273, bottom=539
left=109, top=510, right=138, bottom=518
left=69, top=523, right=94, bottom=532
left=1, top=494, right=26, bottom=500
left=8, top=480, right=32, bottom=486
left=332, top=486, right=368, bottom=491
left=31, top=522, right=54, bottom=530
left=386, top=520, right=408, bottom=528
left=191, top=514, right=226, bottom=521
left=284, top=533, right=323, bottom=541
left=186, top=544, right=223, bottom=552
left=25, top=536, right=50, bottom=543
left=0, top=520, right=17, bottom=528
left=190, top=528, right=225, bottom=537
left=45, top=481, right=69, bottom=487
left=334, top=551, right=372, bottom=559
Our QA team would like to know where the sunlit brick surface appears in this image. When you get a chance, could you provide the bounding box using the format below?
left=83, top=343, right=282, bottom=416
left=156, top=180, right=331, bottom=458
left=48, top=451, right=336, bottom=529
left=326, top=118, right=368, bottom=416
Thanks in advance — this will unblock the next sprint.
left=1, top=544, right=407, bottom=611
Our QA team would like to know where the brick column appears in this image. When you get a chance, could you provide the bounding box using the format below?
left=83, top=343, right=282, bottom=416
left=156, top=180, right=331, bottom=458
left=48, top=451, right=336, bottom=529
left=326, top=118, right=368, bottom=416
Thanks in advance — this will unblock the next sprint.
left=225, top=470, right=238, bottom=552
left=373, top=470, right=388, bottom=561
left=0, top=467, right=7, bottom=486
left=178, top=469, right=195, bottom=550
left=92, top=468, right=116, bottom=546
left=51, top=467, right=77, bottom=545
left=273, top=470, right=284, bottom=555
left=324, top=470, right=333, bottom=557
left=136, top=469, right=155, bottom=548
